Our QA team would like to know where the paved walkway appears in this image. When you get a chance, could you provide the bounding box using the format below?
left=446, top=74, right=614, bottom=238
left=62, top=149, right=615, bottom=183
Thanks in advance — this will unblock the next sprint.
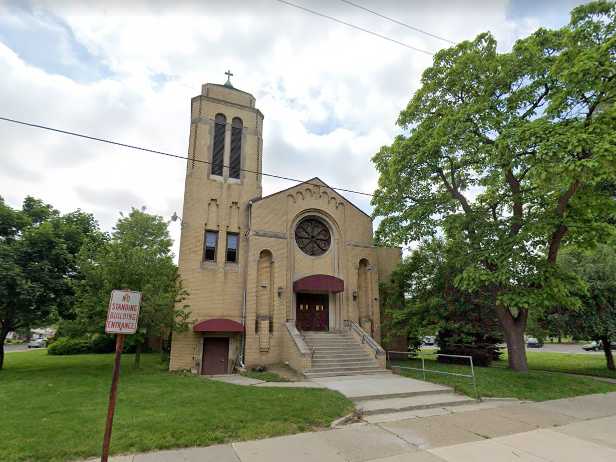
left=208, top=374, right=324, bottom=388
left=90, top=391, right=616, bottom=462
left=312, top=373, right=449, bottom=400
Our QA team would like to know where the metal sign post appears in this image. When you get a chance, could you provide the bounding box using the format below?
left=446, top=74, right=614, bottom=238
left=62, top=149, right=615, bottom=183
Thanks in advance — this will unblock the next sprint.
left=101, top=289, right=142, bottom=462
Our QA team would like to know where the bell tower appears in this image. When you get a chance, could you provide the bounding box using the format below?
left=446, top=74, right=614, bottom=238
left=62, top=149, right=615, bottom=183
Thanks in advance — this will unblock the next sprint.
left=170, top=75, right=264, bottom=372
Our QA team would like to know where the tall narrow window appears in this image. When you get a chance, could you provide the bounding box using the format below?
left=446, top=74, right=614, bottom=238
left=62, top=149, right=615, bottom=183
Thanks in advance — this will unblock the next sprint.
left=204, top=230, right=218, bottom=262
left=229, top=117, right=243, bottom=179
left=226, top=232, right=239, bottom=263
left=211, top=114, right=226, bottom=176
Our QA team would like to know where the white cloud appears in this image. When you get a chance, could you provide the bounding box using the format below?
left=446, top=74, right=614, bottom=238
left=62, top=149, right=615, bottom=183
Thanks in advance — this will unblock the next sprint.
left=0, top=0, right=577, bottom=259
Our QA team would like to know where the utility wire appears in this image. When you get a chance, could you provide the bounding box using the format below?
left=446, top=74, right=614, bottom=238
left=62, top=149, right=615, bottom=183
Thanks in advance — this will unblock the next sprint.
left=0, top=116, right=609, bottom=233
left=338, top=0, right=455, bottom=45
left=0, top=116, right=374, bottom=197
left=273, top=0, right=434, bottom=56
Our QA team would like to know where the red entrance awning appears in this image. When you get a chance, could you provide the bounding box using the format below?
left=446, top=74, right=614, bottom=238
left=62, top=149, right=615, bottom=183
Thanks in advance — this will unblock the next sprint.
left=193, top=318, right=245, bottom=333
left=293, top=274, right=344, bottom=293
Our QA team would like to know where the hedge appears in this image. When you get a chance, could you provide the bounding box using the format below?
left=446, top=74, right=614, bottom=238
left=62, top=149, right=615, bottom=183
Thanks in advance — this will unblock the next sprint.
left=48, top=337, right=91, bottom=355
left=48, top=334, right=138, bottom=355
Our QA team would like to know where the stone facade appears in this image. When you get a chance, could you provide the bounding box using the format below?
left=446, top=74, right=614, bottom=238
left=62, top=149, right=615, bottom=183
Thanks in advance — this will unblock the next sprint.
left=169, top=81, right=400, bottom=374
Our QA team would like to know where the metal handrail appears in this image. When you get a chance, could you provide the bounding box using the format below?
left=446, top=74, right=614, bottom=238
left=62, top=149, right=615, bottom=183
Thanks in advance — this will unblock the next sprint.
left=343, top=320, right=385, bottom=357
left=387, top=350, right=479, bottom=400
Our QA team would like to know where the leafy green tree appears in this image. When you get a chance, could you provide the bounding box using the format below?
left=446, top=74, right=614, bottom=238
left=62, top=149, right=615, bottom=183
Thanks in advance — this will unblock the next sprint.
left=556, top=244, right=616, bottom=370
left=372, top=2, right=616, bottom=371
left=381, top=239, right=503, bottom=366
left=0, top=197, right=101, bottom=370
left=73, top=208, right=189, bottom=367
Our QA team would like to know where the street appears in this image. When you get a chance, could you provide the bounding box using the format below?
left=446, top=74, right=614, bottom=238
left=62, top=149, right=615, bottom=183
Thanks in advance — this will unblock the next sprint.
left=421, top=343, right=602, bottom=355
left=3, top=343, right=32, bottom=352
left=528, top=343, right=602, bottom=355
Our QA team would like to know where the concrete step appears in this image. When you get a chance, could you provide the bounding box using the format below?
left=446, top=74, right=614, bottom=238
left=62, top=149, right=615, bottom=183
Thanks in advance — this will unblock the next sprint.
left=312, top=355, right=372, bottom=361
left=312, top=356, right=375, bottom=363
left=312, top=360, right=378, bottom=368
left=306, top=343, right=364, bottom=351
left=301, top=330, right=389, bottom=379
left=304, top=369, right=390, bottom=378
left=305, top=344, right=360, bottom=349
left=305, top=365, right=384, bottom=374
left=354, top=392, right=475, bottom=416
left=312, top=348, right=374, bottom=359
left=310, top=346, right=363, bottom=351
left=302, top=332, right=350, bottom=336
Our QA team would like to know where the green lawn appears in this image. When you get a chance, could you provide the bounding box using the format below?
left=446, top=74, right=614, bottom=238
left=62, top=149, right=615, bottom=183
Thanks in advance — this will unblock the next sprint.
left=392, top=354, right=616, bottom=401
left=522, top=351, right=616, bottom=379
left=0, top=350, right=352, bottom=462
left=241, top=370, right=290, bottom=382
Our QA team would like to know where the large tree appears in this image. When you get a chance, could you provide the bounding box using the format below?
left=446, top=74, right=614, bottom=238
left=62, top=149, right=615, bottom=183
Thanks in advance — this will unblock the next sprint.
left=372, top=2, right=616, bottom=371
left=73, top=208, right=189, bottom=367
left=0, top=197, right=101, bottom=370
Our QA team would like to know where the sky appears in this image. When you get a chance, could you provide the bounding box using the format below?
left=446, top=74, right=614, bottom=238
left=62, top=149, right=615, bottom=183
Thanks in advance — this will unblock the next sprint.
left=0, top=0, right=589, bottom=257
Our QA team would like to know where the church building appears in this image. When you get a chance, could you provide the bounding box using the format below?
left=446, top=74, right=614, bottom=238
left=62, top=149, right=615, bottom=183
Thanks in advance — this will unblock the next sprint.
left=169, top=76, right=401, bottom=377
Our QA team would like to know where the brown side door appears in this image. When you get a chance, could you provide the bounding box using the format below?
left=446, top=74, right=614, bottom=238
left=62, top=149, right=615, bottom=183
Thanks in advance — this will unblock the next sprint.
left=201, top=337, right=229, bottom=375
left=296, top=293, right=329, bottom=331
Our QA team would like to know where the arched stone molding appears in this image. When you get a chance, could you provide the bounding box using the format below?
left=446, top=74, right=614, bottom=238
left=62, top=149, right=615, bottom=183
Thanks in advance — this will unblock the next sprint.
left=287, top=209, right=344, bottom=330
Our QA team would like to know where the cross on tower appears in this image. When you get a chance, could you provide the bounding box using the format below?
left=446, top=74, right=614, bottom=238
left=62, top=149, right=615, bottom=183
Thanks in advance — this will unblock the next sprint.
left=224, top=70, right=234, bottom=88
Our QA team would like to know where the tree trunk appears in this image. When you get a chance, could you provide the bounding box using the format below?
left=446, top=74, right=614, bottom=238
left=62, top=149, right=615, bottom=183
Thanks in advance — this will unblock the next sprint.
left=600, top=336, right=615, bottom=371
left=160, top=335, right=166, bottom=363
left=496, top=306, right=529, bottom=372
left=0, top=326, right=10, bottom=371
left=134, top=340, right=142, bottom=369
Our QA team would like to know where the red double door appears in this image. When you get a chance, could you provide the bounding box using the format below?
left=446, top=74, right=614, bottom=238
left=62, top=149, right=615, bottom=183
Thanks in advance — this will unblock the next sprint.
left=296, top=293, right=329, bottom=331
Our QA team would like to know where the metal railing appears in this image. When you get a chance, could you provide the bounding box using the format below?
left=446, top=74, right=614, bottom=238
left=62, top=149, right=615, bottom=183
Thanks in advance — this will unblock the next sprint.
left=387, top=350, right=479, bottom=400
left=343, top=320, right=385, bottom=358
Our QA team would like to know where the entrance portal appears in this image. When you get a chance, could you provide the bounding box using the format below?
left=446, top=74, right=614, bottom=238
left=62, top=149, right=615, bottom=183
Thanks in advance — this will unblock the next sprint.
left=296, top=293, right=329, bottom=331
left=201, top=337, right=229, bottom=375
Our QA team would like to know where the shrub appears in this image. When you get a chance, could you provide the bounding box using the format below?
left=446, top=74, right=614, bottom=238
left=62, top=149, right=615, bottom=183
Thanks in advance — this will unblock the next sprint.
left=437, top=328, right=502, bottom=367
left=437, top=344, right=500, bottom=367
left=48, top=337, right=91, bottom=355
left=89, top=334, right=116, bottom=353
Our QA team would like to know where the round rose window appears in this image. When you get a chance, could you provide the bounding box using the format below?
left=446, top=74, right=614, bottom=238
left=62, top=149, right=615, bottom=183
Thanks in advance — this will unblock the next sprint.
left=295, top=217, right=331, bottom=256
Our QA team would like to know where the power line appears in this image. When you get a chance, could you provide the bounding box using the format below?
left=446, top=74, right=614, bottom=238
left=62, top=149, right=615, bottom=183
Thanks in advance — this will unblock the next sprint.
left=0, top=116, right=374, bottom=197
left=338, top=0, right=455, bottom=45
left=273, top=0, right=435, bottom=56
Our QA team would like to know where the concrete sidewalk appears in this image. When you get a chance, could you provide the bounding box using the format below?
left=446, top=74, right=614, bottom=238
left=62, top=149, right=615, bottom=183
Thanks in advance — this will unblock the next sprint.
left=91, top=391, right=616, bottom=462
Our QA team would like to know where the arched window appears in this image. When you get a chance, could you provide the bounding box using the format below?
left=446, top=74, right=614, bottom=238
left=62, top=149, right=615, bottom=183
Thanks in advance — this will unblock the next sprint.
left=229, top=117, right=243, bottom=179
left=211, top=114, right=226, bottom=176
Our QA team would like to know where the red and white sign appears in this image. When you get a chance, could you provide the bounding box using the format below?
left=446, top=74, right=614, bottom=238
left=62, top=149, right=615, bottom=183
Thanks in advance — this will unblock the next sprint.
left=105, top=290, right=142, bottom=334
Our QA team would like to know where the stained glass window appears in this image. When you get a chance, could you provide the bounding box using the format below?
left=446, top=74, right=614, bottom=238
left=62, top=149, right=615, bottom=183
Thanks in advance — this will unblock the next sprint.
left=295, top=217, right=331, bottom=256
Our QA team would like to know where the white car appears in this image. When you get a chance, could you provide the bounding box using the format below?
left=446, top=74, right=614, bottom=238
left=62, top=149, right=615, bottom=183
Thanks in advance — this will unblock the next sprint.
left=526, top=337, right=544, bottom=348
left=27, top=338, right=46, bottom=348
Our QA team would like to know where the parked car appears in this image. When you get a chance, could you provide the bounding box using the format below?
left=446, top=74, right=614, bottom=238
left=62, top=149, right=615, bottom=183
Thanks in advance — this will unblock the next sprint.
left=27, top=338, right=46, bottom=348
left=422, top=336, right=436, bottom=346
left=583, top=340, right=616, bottom=351
left=526, top=337, right=543, bottom=348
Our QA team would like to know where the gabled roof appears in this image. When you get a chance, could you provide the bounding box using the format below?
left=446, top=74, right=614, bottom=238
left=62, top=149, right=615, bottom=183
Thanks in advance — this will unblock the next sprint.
left=251, top=177, right=371, bottom=219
